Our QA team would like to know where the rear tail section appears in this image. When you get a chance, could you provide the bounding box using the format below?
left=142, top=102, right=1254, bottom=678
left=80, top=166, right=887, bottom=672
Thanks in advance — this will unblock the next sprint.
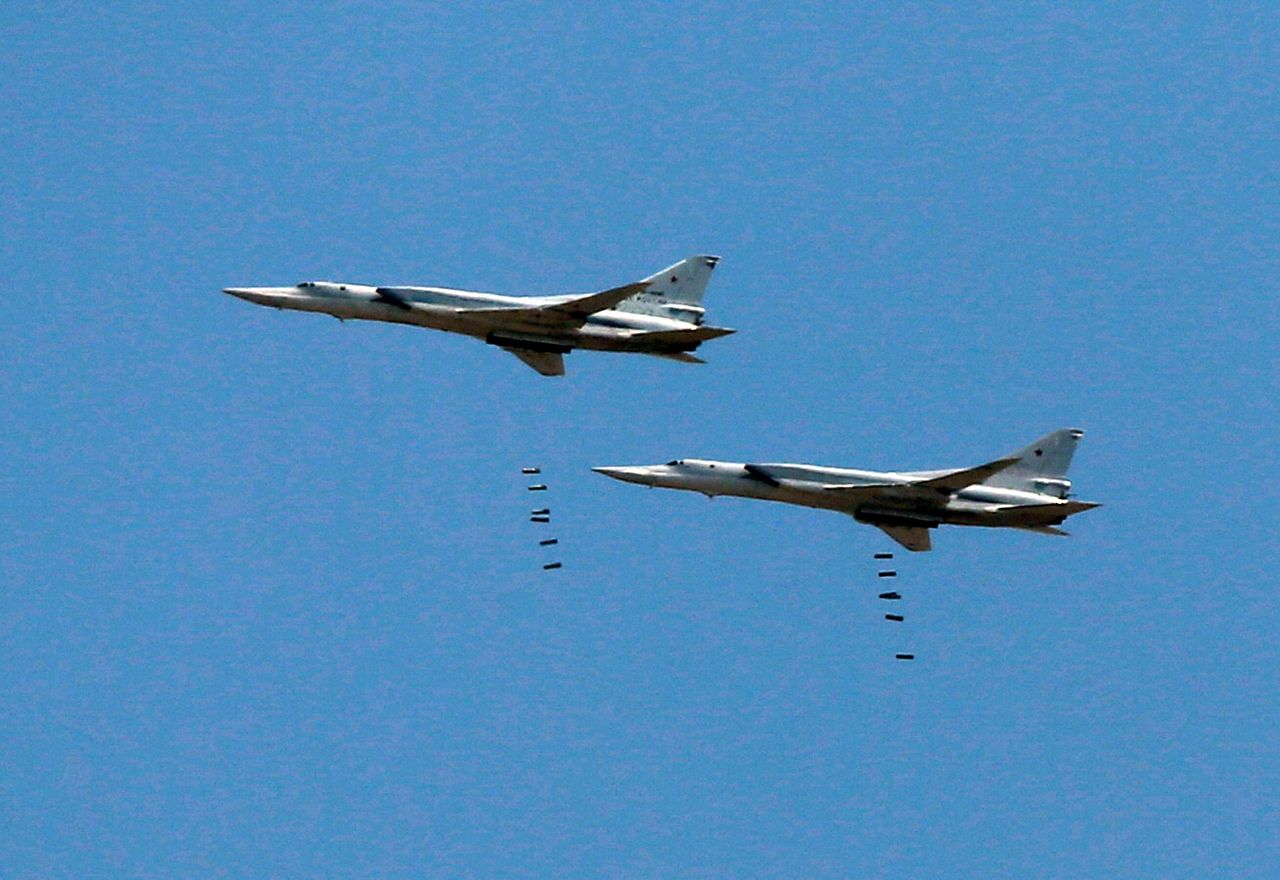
left=614, top=255, right=721, bottom=324
left=982, top=429, right=1085, bottom=498
left=640, top=255, right=720, bottom=304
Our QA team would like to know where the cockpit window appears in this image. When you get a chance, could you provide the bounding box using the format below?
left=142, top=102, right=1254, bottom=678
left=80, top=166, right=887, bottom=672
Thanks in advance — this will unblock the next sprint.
left=666, top=460, right=683, bottom=466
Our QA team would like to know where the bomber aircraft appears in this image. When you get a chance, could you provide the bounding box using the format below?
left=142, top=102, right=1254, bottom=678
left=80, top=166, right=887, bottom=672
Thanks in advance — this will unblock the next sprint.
left=224, top=256, right=731, bottom=376
left=594, top=429, right=1099, bottom=552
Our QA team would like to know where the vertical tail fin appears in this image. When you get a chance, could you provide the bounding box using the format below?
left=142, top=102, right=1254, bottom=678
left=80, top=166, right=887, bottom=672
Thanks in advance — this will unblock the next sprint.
left=613, top=255, right=721, bottom=323
left=982, top=428, right=1085, bottom=497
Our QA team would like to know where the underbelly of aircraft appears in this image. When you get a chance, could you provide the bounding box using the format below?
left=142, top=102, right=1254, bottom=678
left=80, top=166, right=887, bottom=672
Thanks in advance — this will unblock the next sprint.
left=300, top=298, right=713, bottom=356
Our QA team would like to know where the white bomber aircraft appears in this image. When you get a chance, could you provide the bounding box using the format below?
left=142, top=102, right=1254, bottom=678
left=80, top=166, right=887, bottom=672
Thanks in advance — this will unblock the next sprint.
left=224, top=256, right=731, bottom=376
left=594, top=429, right=1100, bottom=552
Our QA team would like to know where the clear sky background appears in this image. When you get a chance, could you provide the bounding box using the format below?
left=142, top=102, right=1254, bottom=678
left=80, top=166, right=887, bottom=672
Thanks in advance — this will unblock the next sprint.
left=2, top=3, right=1277, bottom=877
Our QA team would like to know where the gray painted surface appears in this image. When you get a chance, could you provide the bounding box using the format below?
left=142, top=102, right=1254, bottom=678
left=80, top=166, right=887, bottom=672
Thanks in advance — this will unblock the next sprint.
left=224, top=256, right=731, bottom=376
left=594, top=429, right=1099, bottom=552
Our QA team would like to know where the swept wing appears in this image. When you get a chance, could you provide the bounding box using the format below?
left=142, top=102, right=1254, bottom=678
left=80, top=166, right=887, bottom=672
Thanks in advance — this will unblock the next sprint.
left=743, top=463, right=782, bottom=486
left=818, top=456, right=1021, bottom=499
left=460, top=281, right=652, bottom=327
left=875, top=524, right=933, bottom=552
left=855, top=508, right=941, bottom=552
left=374, top=287, right=415, bottom=310
left=505, top=348, right=565, bottom=377
left=911, top=456, right=1021, bottom=493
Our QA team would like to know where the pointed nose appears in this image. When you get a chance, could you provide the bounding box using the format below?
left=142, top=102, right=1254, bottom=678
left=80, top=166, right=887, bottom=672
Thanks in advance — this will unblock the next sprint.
left=224, top=286, right=293, bottom=307
left=591, top=466, right=654, bottom=485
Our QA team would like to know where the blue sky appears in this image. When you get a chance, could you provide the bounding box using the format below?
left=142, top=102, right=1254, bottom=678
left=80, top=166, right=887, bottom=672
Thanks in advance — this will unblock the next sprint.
left=2, top=2, right=1277, bottom=876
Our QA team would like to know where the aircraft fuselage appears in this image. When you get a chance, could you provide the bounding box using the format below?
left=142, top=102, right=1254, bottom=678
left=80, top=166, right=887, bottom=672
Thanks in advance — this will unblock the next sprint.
left=225, top=255, right=730, bottom=376
left=592, top=459, right=1083, bottom=527
left=595, top=429, right=1100, bottom=552
left=224, top=282, right=716, bottom=353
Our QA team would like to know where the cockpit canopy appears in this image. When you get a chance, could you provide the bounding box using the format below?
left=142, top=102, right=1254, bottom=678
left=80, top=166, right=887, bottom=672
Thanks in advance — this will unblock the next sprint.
left=295, top=281, right=354, bottom=294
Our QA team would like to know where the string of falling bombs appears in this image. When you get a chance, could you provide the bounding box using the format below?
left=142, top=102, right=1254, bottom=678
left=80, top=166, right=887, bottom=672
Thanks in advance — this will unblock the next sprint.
left=875, top=552, right=913, bottom=661
left=523, top=467, right=561, bottom=570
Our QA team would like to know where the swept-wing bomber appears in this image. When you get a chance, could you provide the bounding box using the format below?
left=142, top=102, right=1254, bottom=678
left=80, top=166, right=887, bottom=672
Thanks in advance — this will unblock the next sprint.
left=594, top=429, right=1100, bottom=552
left=225, top=256, right=731, bottom=376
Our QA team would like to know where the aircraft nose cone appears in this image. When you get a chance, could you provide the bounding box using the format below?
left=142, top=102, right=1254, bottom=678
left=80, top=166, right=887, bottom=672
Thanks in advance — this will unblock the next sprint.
left=592, top=466, right=652, bottom=485
left=224, top=286, right=290, bottom=307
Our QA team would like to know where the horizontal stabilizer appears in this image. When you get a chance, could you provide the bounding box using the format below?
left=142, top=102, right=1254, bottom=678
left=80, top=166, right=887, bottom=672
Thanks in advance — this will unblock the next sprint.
left=1018, top=525, right=1071, bottom=537
left=914, top=456, right=1021, bottom=493
left=647, top=351, right=707, bottom=365
left=638, top=326, right=736, bottom=346
left=995, top=500, right=1101, bottom=516
left=990, top=500, right=1101, bottom=525
left=463, top=281, right=652, bottom=326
